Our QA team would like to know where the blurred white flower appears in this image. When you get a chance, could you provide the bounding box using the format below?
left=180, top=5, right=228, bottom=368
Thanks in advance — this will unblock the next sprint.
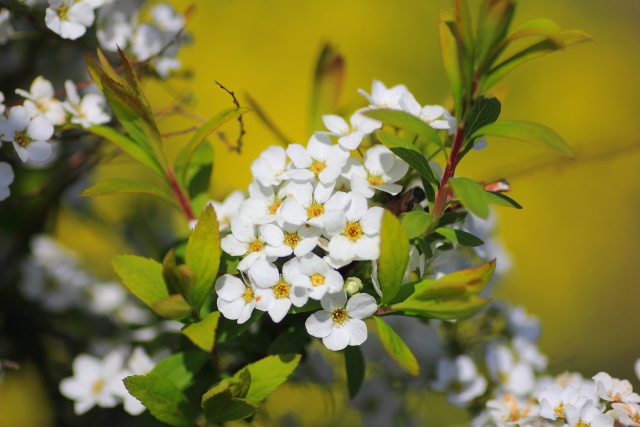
left=0, top=106, right=54, bottom=162
left=537, top=383, right=586, bottom=420
left=0, top=9, right=14, bottom=45
left=0, top=161, right=14, bottom=201
left=358, top=79, right=409, bottom=110
left=611, top=402, right=640, bottom=427
left=15, top=76, right=66, bottom=125
left=62, top=80, right=110, bottom=128
left=486, top=343, right=536, bottom=397
left=113, top=347, right=156, bottom=415
left=45, top=0, right=96, bottom=40
left=565, top=401, right=613, bottom=427
left=211, top=190, right=245, bottom=232
left=486, top=393, right=540, bottom=426
left=593, top=372, right=640, bottom=404
left=432, top=355, right=488, bottom=408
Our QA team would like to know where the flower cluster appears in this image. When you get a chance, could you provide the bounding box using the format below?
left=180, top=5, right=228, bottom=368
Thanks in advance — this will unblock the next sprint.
left=211, top=80, right=456, bottom=351
left=60, top=346, right=164, bottom=415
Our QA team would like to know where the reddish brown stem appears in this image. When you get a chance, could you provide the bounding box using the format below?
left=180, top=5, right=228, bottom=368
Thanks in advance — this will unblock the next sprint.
left=431, top=126, right=466, bottom=223
left=167, top=169, right=196, bottom=221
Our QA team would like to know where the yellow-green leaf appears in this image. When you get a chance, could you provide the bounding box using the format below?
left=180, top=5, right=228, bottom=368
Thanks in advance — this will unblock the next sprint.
left=238, top=354, right=301, bottom=405
left=450, top=177, right=490, bottom=219
left=374, top=317, right=419, bottom=376
left=366, top=109, right=443, bottom=149
left=152, top=294, right=192, bottom=320
left=79, top=178, right=179, bottom=210
left=182, top=312, right=220, bottom=352
left=112, top=255, right=169, bottom=309
left=471, top=120, right=573, bottom=156
left=310, top=42, right=345, bottom=135
left=378, top=210, right=410, bottom=305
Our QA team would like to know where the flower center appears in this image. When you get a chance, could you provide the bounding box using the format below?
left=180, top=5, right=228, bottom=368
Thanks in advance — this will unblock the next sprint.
left=344, top=222, right=362, bottom=241
left=248, top=240, right=264, bottom=253
left=310, top=273, right=325, bottom=287
left=269, top=199, right=283, bottom=215
left=273, top=281, right=290, bottom=299
left=575, top=422, right=590, bottom=427
left=367, top=175, right=384, bottom=186
left=243, top=287, right=254, bottom=303
left=57, top=5, right=69, bottom=20
left=310, top=160, right=327, bottom=177
left=331, top=307, right=348, bottom=325
left=307, top=203, right=324, bottom=218
left=284, top=232, right=301, bottom=248
left=15, top=132, right=29, bottom=147
left=91, top=378, right=105, bottom=395
left=555, top=404, right=564, bottom=415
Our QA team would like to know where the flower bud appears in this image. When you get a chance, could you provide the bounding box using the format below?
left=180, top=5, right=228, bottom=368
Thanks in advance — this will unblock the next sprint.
left=344, top=277, right=363, bottom=296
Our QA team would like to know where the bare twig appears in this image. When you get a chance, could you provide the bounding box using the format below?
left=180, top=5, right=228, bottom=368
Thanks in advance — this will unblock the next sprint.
left=214, top=80, right=245, bottom=153
left=161, top=126, right=198, bottom=138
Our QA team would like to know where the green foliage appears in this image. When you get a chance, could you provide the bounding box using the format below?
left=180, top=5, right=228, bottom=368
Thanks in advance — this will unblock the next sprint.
left=472, top=120, right=573, bottom=156
left=201, top=373, right=258, bottom=424
left=184, top=205, right=221, bottom=313
left=151, top=351, right=210, bottom=390
left=365, top=109, right=443, bottom=149
left=240, top=354, right=301, bottom=404
left=450, top=177, right=490, bottom=219
left=378, top=210, right=410, bottom=305
left=310, top=42, right=345, bottom=135
left=216, top=311, right=263, bottom=343
left=375, top=130, right=439, bottom=186
left=112, top=255, right=169, bottom=309
left=152, top=294, right=193, bottom=320
left=486, top=191, right=522, bottom=209
left=79, top=178, right=180, bottom=210
left=182, top=312, right=220, bottom=352
left=435, top=227, right=484, bottom=247
left=465, top=96, right=501, bottom=140
left=475, top=0, right=515, bottom=68
left=175, top=140, right=214, bottom=214
left=400, top=210, right=434, bottom=239
left=374, top=317, right=419, bottom=376
left=124, top=374, right=193, bottom=427
left=268, top=325, right=311, bottom=355
left=439, top=7, right=464, bottom=116
left=344, top=346, right=365, bottom=399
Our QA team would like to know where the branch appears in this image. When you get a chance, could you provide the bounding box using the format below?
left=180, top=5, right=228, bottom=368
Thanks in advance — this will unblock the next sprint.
left=214, top=80, right=245, bottom=153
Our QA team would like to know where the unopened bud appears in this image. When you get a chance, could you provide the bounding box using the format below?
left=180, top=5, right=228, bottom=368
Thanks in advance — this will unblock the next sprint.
left=344, top=277, right=363, bottom=296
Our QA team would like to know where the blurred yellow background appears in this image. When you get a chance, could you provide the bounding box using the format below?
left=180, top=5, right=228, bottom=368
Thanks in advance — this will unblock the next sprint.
left=5, top=1, right=639, bottom=426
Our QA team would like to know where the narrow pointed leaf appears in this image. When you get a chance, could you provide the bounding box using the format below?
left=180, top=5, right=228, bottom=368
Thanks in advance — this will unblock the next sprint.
left=79, top=178, right=179, bottom=210
left=238, top=354, right=301, bottom=404
left=485, top=191, right=522, bottom=209
left=376, top=130, right=439, bottom=185
left=435, top=227, right=484, bottom=247
left=374, top=317, right=419, bottom=376
left=344, top=346, right=365, bottom=399
left=152, top=294, right=192, bottom=320
left=439, top=7, right=463, bottom=115
left=366, top=109, right=443, bottom=149
left=310, top=42, right=345, bottom=135
left=507, top=18, right=562, bottom=45
left=471, top=120, right=573, bottom=156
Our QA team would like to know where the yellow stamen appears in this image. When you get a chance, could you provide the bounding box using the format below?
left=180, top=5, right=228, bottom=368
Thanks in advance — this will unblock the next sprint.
left=273, top=281, right=290, bottom=299
left=15, top=132, right=29, bottom=148
left=310, top=160, right=327, bottom=176
left=243, top=288, right=254, bottom=303
left=345, top=222, right=362, bottom=241
left=307, top=203, right=324, bottom=218
left=368, top=175, right=384, bottom=186
left=270, top=199, right=283, bottom=214
left=331, top=307, right=348, bottom=325
left=310, top=273, right=325, bottom=287
left=248, top=240, right=264, bottom=253
left=284, top=233, right=301, bottom=248
left=91, top=379, right=104, bottom=394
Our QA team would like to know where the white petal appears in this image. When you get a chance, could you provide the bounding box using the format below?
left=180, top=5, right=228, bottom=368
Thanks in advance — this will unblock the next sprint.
left=320, top=290, right=347, bottom=312
left=230, top=216, right=256, bottom=243
left=399, top=92, right=421, bottom=116
left=237, top=251, right=261, bottom=271
left=353, top=235, right=380, bottom=260
left=60, top=20, right=88, bottom=40
left=322, top=114, right=349, bottom=134
left=260, top=224, right=284, bottom=246
left=255, top=288, right=274, bottom=311
left=359, top=207, right=383, bottom=235
left=67, top=2, right=95, bottom=27
left=8, top=106, right=30, bottom=132
left=305, top=310, right=332, bottom=338
left=375, top=183, right=403, bottom=195
left=237, top=300, right=256, bottom=324
left=323, top=210, right=346, bottom=237
left=345, top=191, right=368, bottom=221
left=279, top=199, right=306, bottom=226
left=214, top=275, right=245, bottom=300
left=345, top=318, right=368, bottom=346
left=346, top=293, right=377, bottom=319
left=248, top=259, right=279, bottom=288
left=26, top=141, right=53, bottom=163
left=218, top=298, right=245, bottom=320
left=284, top=181, right=313, bottom=205
left=293, top=236, right=318, bottom=257
left=289, top=285, right=309, bottom=307
left=12, top=141, right=29, bottom=162
left=328, top=235, right=355, bottom=263
left=0, top=162, right=15, bottom=186
left=322, top=327, right=350, bottom=351
left=338, top=130, right=364, bottom=151
left=268, top=298, right=291, bottom=323
left=220, top=235, right=249, bottom=257
left=350, top=174, right=375, bottom=199
left=307, top=133, right=332, bottom=159
left=60, top=378, right=87, bottom=400
left=286, top=144, right=312, bottom=168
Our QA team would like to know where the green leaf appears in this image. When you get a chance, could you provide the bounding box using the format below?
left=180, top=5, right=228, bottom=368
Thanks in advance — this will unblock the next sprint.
left=465, top=97, right=501, bottom=140
left=507, top=18, right=562, bottom=45
left=182, top=312, right=220, bottom=352
left=204, top=398, right=258, bottom=423
left=486, top=191, right=522, bottom=209
left=124, top=374, right=192, bottom=427
left=432, top=260, right=496, bottom=295
left=472, top=120, right=573, bottom=156
left=85, top=125, right=164, bottom=176
left=162, top=249, right=182, bottom=295
left=175, top=140, right=213, bottom=206
left=184, top=205, right=220, bottom=312
left=476, top=0, right=515, bottom=67
left=239, top=354, right=301, bottom=404
left=435, top=227, right=484, bottom=247
left=344, top=346, right=365, bottom=399
left=394, top=296, right=490, bottom=320
left=112, top=255, right=169, bottom=309
left=79, top=178, right=179, bottom=210
left=400, top=211, right=434, bottom=239
left=310, top=42, right=345, bottom=135
left=450, top=177, right=490, bottom=219
left=374, top=317, right=419, bottom=376
left=366, top=109, right=443, bottom=149
left=268, top=325, right=311, bottom=356
left=378, top=210, right=410, bottom=305
left=483, top=30, right=592, bottom=91
left=439, top=7, right=463, bottom=116
left=218, top=252, right=240, bottom=276
left=152, top=294, right=192, bottom=320
left=216, top=311, right=263, bottom=343
left=175, top=107, right=251, bottom=186
left=152, top=351, right=209, bottom=391
left=376, top=130, right=439, bottom=185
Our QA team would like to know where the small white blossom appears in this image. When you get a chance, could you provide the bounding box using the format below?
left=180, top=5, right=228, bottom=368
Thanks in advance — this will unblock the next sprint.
left=215, top=274, right=257, bottom=324
left=611, top=402, right=640, bottom=426
left=251, top=145, right=289, bottom=187
left=358, top=79, right=409, bottom=110
left=87, top=282, right=127, bottom=315
left=537, top=384, right=586, bottom=420
left=305, top=290, right=377, bottom=351
left=343, top=144, right=409, bottom=197
left=220, top=216, right=284, bottom=271
left=593, top=372, right=640, bottom=404
left=150, top=3, right=184, bottom=33
left=0, top=9, right=14, bottom=45
left=0, top=161, right=14, bottom=201
left=432, top=355, right=488, bottom=408
left=238, top=180, right=286, bottom=225
left=280, top=181, right=349, bottom=229
left=289, top=253, right=344, bottom=303
left=96, top=4, right=135, bottom=51
left=211, top=190, right=245, bottom=232
left=249, top=259, right=304, bottom=323
left=322, top=108, right=381, bottom=151
left=286, top=133, right=349, bottom=184
left=0, top=106, right=54, bottom=162
left=565, top=401, right=614, bottom=427
left=399, top=92, right=451, bottom=131
left=59, top=350, right=126, bottom=415
left=15, top=76, right=66, bottom=126
left=486, top=393, right=540, bottom=426
left=486, top=343, right=536, bottom=397
left=62, top=80, right=110, bottom=128
left=274, top=222, right=322, bottom=258
left=513, top=336, right=547, bottom=372
left=113, top=347, right=156, bottom=415
left=45, top=0, right=96, bottom=40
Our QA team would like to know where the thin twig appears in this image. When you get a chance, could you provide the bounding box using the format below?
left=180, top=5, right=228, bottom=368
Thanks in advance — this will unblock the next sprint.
left=161, top=126, right=198, bottom=138
left=214, top=80, right=245, bottom=153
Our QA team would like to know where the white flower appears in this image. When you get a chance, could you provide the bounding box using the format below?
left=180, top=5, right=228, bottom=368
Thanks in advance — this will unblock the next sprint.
left=238, top=180, right=286, bottom=225
left=0, top=9, right=14, bottom=45
left=131, top=23, right=164, bottom=60
left=593, top=372, right=640, bottom=404
left=322, top=108, right=381, bottom=151
left=249, top=259, right=304, bottom=323
left=96, top=6, right=135, bottom=52
left=565, top=401, right=614, bottom=427
left=289, top=253, right=344, bottom=303
left=251, top=145, right=289, bottom=187
left=399, top=92, right=451, bottom=131
left=538, top=384, right=586, bottom=420
left=220, top=216, right=284, bottom=271
left=323, top=192, right=384, bottom=267
left=272, top=222, right=322, bottom=258
left=358, top=79, right=409, bottom=110
left=215, top=274, right=257, bottom=324
left=45, top=0, right=96, bottom=40
left=0, top=106, right=54, bottom=162
left=151, top=3, right=184, bottom=33
left=211, top=190, right=245, bottom=232
left=343, top=144, right=409, bottom=197
left=0, top=161, right=14, bottom=201
left=280, top=181, right=349, bottom=229
left=305, top=290, right=377, bottom=351
left=512, top=336, right=547, bottom=372
left=611, top=402, right=640, bottom=426
left=59, top=350, right=126, bottom=415
left=486, top=343, right=536, bottom=397
left=432, top=355, right=488, bottom=408
left=113, top=347, right=156, bottom=415
left=87, top=282, right=127, bottom=315
left=486, top=393, right=540, bottom=426
left=15, top=76, right=66, bottom=125
left=506, top=305, right=541, bottom=343
left=62, top=80, right=110, bottom=128
left=286, top=133, right=349, bottom=184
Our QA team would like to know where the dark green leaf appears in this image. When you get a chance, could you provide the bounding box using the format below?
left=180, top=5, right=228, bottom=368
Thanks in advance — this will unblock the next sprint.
left=435, top=227, right=484, bottom=247
left=79, top=178, right=179, bottom=210
left=268, top=326, right=310, bottom=356
left=152, top=351, right=209, bottom=391
left=374, top=317, right=419, bottom=376
left=204, top=398, right=258, bottom=423
left=486, top=191, right=522, bottom=209
left=182, top=311, right=220, bottom=352
left=472, top=120, right=573, bottom=156
left=450, top=177, right=490, bottom=219
left=124, top=374, right=192, bottom=427
left=365, top=109, right=443, bottom=149
left=465, top=97, right=501, bottom=139
left=344, top=346, right=365, bottom=399
left=376, top=130, right=439, bottom=185
left=400, top=211, right=434, bottom=239
left=112, top=255, right=169, bottom=309
left=378, top=210, right=410, bottom=305
left=216, top=311, right=263, bottom=343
